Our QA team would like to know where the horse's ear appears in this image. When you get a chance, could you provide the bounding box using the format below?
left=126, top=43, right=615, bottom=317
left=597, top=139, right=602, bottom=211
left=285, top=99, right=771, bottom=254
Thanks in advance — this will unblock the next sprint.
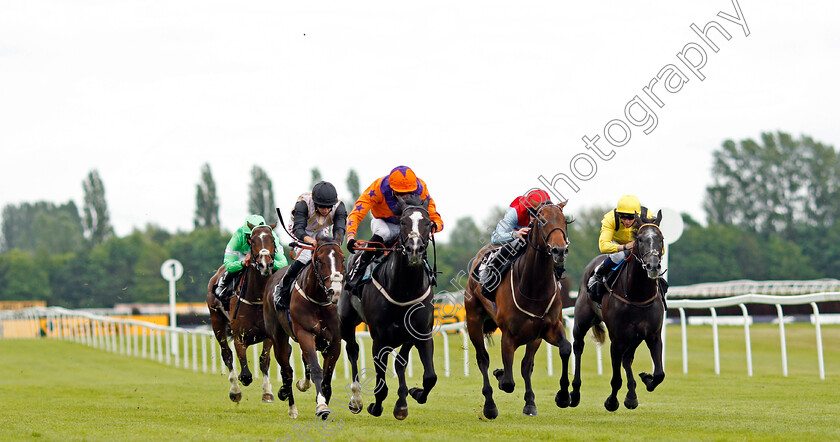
left=269, top=222, right=277, bottom=230
left=423, top=197, right=430, bottom=210
left=247, top=222, right=255, bottom=231
left=633, top=213, right=642, bottom=227
left=558, top=200, right=568, bottom=209
left=654, top=210, right=662, bottom=226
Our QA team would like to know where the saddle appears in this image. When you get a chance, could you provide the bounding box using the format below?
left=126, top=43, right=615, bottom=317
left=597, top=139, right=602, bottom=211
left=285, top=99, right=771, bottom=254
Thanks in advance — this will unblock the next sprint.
left=473, top=244, right=527, bottom=301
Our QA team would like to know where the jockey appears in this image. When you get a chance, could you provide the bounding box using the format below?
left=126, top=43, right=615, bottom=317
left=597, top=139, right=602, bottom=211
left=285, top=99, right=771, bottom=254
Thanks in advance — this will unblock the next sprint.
left=344, top=165, right=444, bottom=293
left=477, top=189, right=554, bottom=300
left=214, top=214, right=288, bottom=307
left=586, top=195, right=662, bottom=306
left=274, top=181, right=347, bottom=312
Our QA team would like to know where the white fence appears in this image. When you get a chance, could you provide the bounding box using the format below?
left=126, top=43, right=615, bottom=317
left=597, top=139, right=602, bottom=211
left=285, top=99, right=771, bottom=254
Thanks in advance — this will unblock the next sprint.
left=2, top=291, right=838, bottom=381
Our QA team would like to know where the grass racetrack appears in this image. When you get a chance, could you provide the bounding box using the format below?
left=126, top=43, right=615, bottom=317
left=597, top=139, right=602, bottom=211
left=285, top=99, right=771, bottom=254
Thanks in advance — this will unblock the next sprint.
left=1, top=323, right=838, bottom=441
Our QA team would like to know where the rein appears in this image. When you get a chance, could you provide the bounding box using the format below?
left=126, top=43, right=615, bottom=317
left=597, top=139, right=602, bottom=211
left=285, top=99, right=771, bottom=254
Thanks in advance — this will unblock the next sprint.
left=604, top=223, right=664, bottom=307
left=370, top=204, right=434, bottom=307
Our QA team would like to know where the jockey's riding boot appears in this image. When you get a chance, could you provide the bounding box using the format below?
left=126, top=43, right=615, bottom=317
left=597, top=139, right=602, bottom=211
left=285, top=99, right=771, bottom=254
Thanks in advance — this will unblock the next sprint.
left=275, top=260, right=306, bottom=311
left=214, top=271, right=231, bottom=298
left=587, top=258, right=613, bottom=305
left=346, top=235, right=383, bottom=295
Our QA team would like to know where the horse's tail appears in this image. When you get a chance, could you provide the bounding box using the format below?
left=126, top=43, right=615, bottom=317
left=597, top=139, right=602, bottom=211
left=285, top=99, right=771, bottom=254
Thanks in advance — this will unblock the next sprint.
left=591, top=322, right=606, bottom=345
left=482, top=319, right=498, bottom=347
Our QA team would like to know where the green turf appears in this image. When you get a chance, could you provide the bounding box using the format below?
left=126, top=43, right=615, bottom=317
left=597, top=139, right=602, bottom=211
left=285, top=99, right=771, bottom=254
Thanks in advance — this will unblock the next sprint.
left=1, top=324, right=838, bottom=441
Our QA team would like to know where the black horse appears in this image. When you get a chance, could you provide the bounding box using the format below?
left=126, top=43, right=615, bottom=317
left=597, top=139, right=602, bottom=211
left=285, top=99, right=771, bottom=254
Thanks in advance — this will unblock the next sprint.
left=570, top=210, right=666, bottom=411
left=337, top=195, right=436, bottom=420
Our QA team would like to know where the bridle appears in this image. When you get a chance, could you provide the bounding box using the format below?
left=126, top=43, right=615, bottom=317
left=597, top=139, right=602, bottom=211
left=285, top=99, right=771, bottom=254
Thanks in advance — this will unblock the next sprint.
left=396, top=205, right=432, bottom=255
left=526, top=204, right=569, bottom=255
left=631, top=223, right=666, bottom=276
left=311, top=241, right=343, bottom=300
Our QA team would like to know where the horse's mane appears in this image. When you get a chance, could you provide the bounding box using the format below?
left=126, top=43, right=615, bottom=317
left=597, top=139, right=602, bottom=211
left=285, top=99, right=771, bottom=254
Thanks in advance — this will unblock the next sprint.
left=315, top=230, right=336, bottom=245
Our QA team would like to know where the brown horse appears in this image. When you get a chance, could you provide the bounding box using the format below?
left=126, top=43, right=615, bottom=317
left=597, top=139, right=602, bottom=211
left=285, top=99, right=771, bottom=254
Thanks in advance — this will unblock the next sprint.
left=465, top=202, right=573, bottom=419
left=264, top=232, right=345, bottom=419
left=206, top=222, right=277, bottom=403
left=570, top=211, right=666, bottom=411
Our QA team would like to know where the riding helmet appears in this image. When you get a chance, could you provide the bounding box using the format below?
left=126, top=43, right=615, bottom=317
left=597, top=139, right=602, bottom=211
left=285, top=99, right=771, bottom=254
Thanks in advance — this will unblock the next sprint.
left=616, top=195, right=641, bottom=215
left=388, top=166, right=419, bottom=193
left=243, top=214, right=268, bottom=234
left=312, top=181, right=339, bottom=206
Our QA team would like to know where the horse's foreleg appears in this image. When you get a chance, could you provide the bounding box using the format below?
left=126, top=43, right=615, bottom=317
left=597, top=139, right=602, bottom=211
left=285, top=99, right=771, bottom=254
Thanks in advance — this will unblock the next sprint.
left=409, top=336, right=437, bottom=406
left=544, top=319, right=572, bottom=408
left=272, top=336, right=297, bottom=418
left=604, top=342, right=624, bottom=412
left=296, top=354, right=312, bottom=392
left=320, top=339, right=341, bottom=405
left=622, top=344, right=639, bottom=410
left=570, top=321, right=588, bottom=408
left=494, top=333, right=517, bottom=394
left=366, top=340, right=390, bottom=418
left=640, top=332, right=665, bottom=392
left=342, top=333, right=363, bottom=414
left=210, top=314, right=238, bottom=402
left=468, top=317, right=497, bottom=419
left=298, top=332, right=330, bottom=420
left=259, top=340, right=274, bottom=402
left=232, top=334, right=253, bottom=387
left=520, top=339, right=540, bottom=416
left=392, top=343, right=413, bottom=420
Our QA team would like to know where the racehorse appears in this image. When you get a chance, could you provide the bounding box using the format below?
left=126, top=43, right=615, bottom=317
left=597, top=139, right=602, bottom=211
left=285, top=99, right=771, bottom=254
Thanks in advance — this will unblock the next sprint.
left=206, top=222, right=277, bottom=403
left=264, top=232, right=345, bottom=419
left=570, top=211, right=666, bottom=411
left=465, top=202, right=573, bottom=419
left=337, top=195, right=436, bottom=420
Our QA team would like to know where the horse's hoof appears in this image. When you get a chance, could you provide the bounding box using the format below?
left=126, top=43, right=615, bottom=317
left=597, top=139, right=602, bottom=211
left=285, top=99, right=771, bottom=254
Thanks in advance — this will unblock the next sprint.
left=604, top=397, right=619, bottom=412
left=367, top=402, right=383, bottom=417
left=296, top=379, right=311, bottom=392
left=483, top=403, right=498, bottom=420
left=288, top=405, right=299, bottom=419
left=262, top=393, right=274, bottom=403
left=316, top=405, right=331, bottom=421
left=624, top=396, right=638, bottom=410
left=492, top=369, right=504, bottom=380
left=349, top=398, right=363, bottom=414
left=555, top=390, right=570, bottom=408
left=229, top=392, right=242, bottom=403
left=639, top=372, right=662, bottom=392
left=499, top=380, right=515, bottom=394
left=239, top=374, right=253, bottom=387
left=277, top=388, right=291, bottom=401
left=570, top=391, right=581, bottom=408
left=393, top=405, right=408, bottom=420
left=408, top=387, right=427, bottom=404
left=523, top=404, right=537, bottom=416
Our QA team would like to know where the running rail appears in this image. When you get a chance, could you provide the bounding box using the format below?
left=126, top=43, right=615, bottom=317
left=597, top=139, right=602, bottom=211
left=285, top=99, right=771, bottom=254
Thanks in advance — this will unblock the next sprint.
left=2, top=291, right=838, bottom=380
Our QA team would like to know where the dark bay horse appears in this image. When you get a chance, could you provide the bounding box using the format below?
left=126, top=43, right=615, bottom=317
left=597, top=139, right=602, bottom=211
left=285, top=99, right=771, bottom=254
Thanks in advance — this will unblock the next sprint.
left=264, top=233, right=345, bottom=419
left=206, top=223, right=277, bottom=403
left=337, top=196, right=436, bottom=420
left=570, top=211, right=666, bottom=411
left=465, top=202, right=573, bottom=419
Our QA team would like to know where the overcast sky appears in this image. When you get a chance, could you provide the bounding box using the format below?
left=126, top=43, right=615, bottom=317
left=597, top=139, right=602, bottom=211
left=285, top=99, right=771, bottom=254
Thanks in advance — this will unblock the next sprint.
left=1, top=0, right=837, bottom=242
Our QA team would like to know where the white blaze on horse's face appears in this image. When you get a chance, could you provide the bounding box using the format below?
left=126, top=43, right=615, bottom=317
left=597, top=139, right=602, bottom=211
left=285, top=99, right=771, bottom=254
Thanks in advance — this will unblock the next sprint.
left=407, top=211, right=424, bottom=254
left=327, top=249, right=343, bottom=297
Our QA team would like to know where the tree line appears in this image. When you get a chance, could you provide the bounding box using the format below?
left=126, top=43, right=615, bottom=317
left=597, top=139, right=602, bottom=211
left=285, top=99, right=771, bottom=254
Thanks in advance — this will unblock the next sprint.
left=1, top=131, right=837, bottom=307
